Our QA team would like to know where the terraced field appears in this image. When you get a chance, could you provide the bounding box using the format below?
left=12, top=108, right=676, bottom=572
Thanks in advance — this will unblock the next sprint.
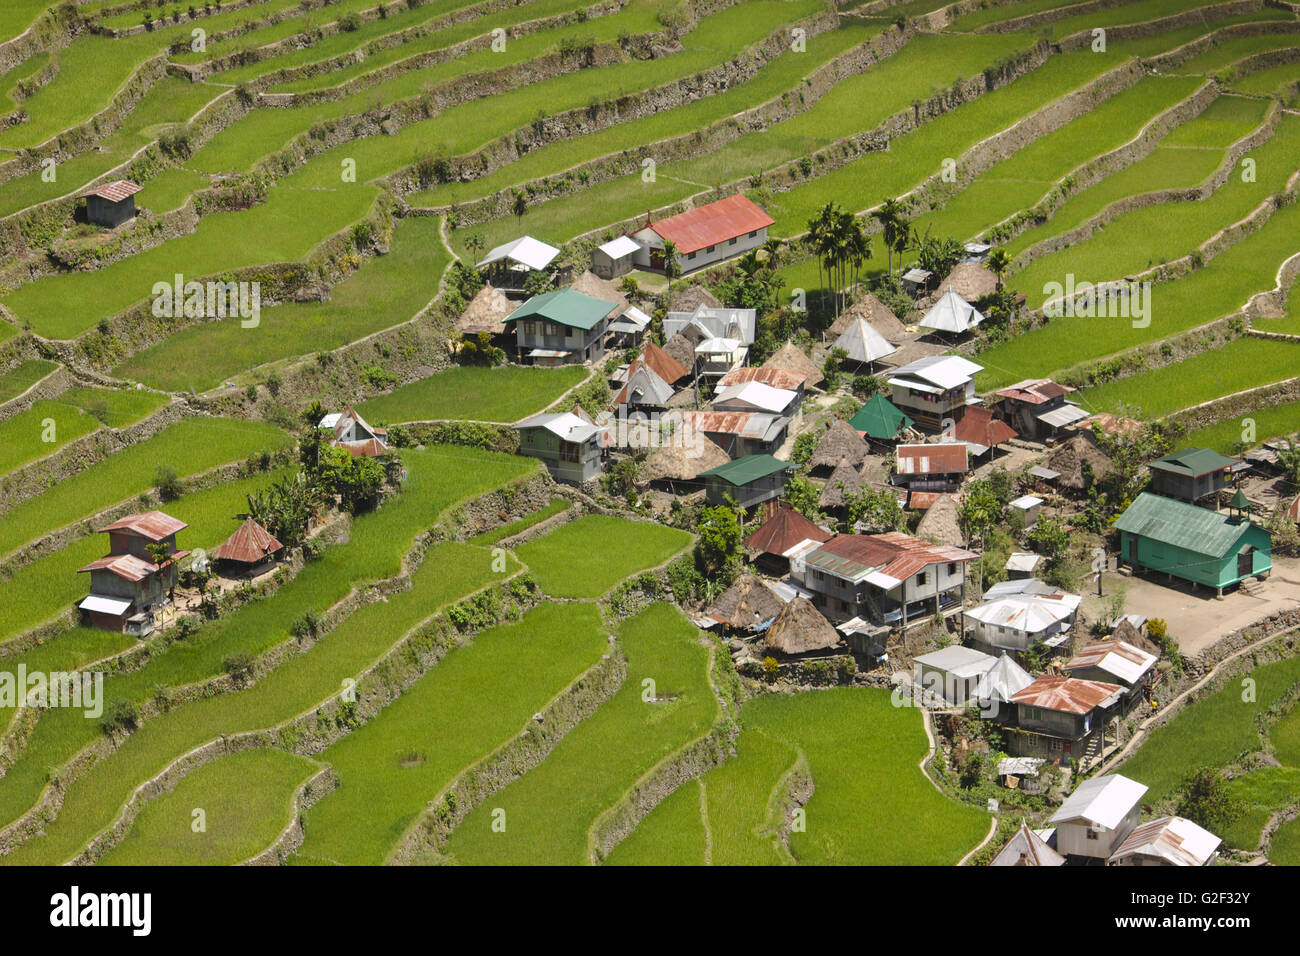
left=1, top=0, right=1298, bottom=870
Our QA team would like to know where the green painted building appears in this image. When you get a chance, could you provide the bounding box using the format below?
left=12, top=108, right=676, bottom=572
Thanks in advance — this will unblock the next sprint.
left=1114, top=492, right=1271, bottom=595
left=699, top=454, right=789, bottom=508
left=849, top=392, right=913, bottom=442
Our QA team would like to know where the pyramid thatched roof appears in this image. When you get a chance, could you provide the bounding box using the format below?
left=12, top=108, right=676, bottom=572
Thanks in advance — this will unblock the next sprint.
left=915, top=494, right=964, bottom=548
left=663, top=332, right=696, bottom=371
left=940, top=261, right=998, bottom=302
left=643, top=434, right=730, bottom=481
left=456, top=285, right=512, bottom=336
left=571, top=269, right=628, bottom=313
left=808, top=418, right=869, bottom=474
left=707, top=574, right=785, bottom=631
left=762, top=342, right=823, bottom=387
left=1045, top=431, right=1113, bottom=491
left=672, top=284, right=720, bottom=313
left=819, top=456, right=866, bottom=508
left=764, top=597, right=841, bottom=655
left=830, top=292, right=906, bottom=341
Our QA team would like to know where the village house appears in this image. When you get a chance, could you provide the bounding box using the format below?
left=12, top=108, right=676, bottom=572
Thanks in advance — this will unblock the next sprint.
left=918, top=290, right=984, bottom=338
left=989, top=822, right=1066, bottom=867
left=512, top=410, right=604, bottom=483
left=78, top=511, right=189, bottom=636
left=1047, top=773, right=1147, bottom=864
left=744, top=502, right=831, bottom=574
left=849, top=392, right=914, bottom=446
left=210, top=517, right=284, bottom=577
left=991, top=378, right=1089, bottom=441
left=901, top=266, right=932, bottom=293
left=700, top=574, right=785, bottom=634
left=808, top=419, right=870, bottom=477
left=590, top=234, right=640, bottom=279
left=81, top=179, right=141, bottom=228
left=1115, top=491, right=1272, bottom=597
left=698, top=454, right=790, bottom=508
left=894, top=442, right=969, bottom=494
left=1062, top=639, right=1158, bottom=713
left=1004, top=552, right=1043, bottom=579
left=605, top=305, right=653, bottom=349
left=712, top=380, right=800, bottom=420
left=1147, top=447, right=1235, bottom=504
left=762, top=342, right=824, bottom=388
left=763, top=597, right=843, bottom=658
left=799, top=532, right=977, bottom=629
left=886, top=355, right=983, bottom=433
left=629, top=193, right=773, bottom=274
left=675, top=409, right=788, bottom=459
left=1008, top=676, right=1124, bottom=765
left=912, top=645, right=997, bottom=706
left=475, top=235, right=561, bottom=293
left=663, top=305, right=758, bottom=380
left=321, top=406, right=388, bottom=457
left=965, top=582, right=1080, bottom=660
left=504, top=287, right=619, bottom=366
left=718, top=367, right=807, bottom=416
left=949, top=406, right=1018, bottom=460
left=1008, top=494, right=1043, bottom=529
left=831, top=317, right=896, bottom=370
left=1109, top=816, right=1221, bottom=867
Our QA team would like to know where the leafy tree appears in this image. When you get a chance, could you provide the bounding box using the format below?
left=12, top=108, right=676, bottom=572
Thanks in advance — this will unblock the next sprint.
left=696, top=504, right=742, bottom=579
left=822, top=346, right=848, bottom=392
left=1275, top=436, right=1300, bottom=488
left=784, top=474, right=823, bottom=522
left=1175, top=768, right=1244, bottom=834
left=987, top=248, right=1011, bottom=289
left=912, top=228, right=963, bottom=281
left=244, top=470, right=323, bottom=546
left=959, top=477, right=1006, bottom=539
left=1027, top=515, right=1071, bottom=568
left=842, top=486, right=906, bottom=534
left=790, top=430, right=819, bottom=467
left=155, top=465, right=183, bottom=502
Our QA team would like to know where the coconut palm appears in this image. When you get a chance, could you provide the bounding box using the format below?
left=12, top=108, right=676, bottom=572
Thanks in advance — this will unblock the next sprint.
left=872, top=198, right=909, bottom=279
left=987, top=248, right=1011, bottom=290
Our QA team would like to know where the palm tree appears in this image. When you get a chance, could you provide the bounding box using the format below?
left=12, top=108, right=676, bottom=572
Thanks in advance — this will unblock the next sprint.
left=302, top=400, right=325, bottom=430
left=661, top=240, right=681, bottom=295
left=872, top=198, right=909, bottom=279
left=761, top=237, right=782, bottom=269
left=737, top=249, right=763, bottom=280
left=465, top=233, right=485, bottom=262
left=987, top=248, right=1011, bottom=291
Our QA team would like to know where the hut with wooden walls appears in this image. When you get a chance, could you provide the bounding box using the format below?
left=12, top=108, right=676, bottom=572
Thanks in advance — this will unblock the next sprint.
left=211, top=518, right=284, bottom=577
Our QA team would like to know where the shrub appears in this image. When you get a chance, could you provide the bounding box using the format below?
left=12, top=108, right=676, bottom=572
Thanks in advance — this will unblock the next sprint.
left=154, top=465, right=183, bottom=502
left=101, top=699, right=140, bottom=736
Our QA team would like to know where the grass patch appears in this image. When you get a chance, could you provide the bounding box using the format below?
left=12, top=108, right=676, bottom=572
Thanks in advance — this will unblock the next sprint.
left=113, top=217, right=447, bottom=393
left=357, top=364, right=588, bottom=425
left=295, top=602, right=609, bottom=865
left=0, top=360, right=57, bottom=403
left=1182, top=399, right=1300, bottom=455
left=445, top=602, right=716, bottom=865
left=469, top=499, right=571, bottom=546
left=96, top=748, right=318, bottom=865
left=515, top=514, right=692, bottom=599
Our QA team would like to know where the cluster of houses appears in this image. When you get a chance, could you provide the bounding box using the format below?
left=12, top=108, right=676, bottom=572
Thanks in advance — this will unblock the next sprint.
left=991, top=773, right=1222, bottom=867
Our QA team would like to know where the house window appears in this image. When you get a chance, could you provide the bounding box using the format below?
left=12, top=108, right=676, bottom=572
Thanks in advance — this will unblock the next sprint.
left=1086, top=829, right=1100, bottom=841
left=917, top=571, right=927, bottom=586
left=748, top=230, right=757, bottom=238
left=707, top=245, right=716, bottom=253
left=728, top=237, right=737, bottom=246
left=688, top=251, right=697, bottom=260
left=947, top=563, right=957, bottom=575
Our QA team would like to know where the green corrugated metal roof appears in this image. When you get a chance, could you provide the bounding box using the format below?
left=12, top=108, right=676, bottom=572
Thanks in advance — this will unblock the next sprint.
left=849, top=393, right=913, bottom=439
left=504, top=288, right=617, bottom=331
left=1230, top=488, right=1249, bottom=509
left=699, top=454, right=789, bottom=486
left=1114, top=492, right=1256, bottom=558
left=1150, top=447, right=1235, bottom=477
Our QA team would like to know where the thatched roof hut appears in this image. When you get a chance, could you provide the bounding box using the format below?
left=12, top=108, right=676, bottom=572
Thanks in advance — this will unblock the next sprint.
left=762, top=341, right=823, bottom=387
left=808, top=418, right=869, bottom=475
left=456, top=285, right=512, bottom=336
left=663, top=332, right=696, bottom=371
left=672, top=284, right=721, bottom=313
left=1045, top=431, right=1113, bottom=491
left=819, top=456, right=866, bottom=508
left=707, top=574, right=785, bottom=631
left=764, top=597, right=841, bottom=655
left=571, top=269, right=628, bottom=313
left=915, top=494, right=964, bottom=548
left=939, top=261, right=998, bottom=301
left=830, top=292, right=906, bottom=341
left=643, top=434, right=730, bottom=482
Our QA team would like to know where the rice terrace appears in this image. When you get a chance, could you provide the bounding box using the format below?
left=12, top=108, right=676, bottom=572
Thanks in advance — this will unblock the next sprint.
left=1, top=0, right=1300, bottom=885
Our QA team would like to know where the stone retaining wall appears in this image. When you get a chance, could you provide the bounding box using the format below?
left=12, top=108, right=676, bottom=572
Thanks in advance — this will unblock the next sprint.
left=1057, top=1, right=1264, bottom=54
left=0, top=362, right=70, bottom=423
left=1141, top=16, right=1300, bottom=72
left=241, top=765, right=338, bottom=865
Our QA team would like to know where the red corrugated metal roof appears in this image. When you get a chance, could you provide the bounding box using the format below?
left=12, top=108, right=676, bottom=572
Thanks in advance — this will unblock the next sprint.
left=80, top=179, right=141, bottom=203
left=817, top=532, right=977, bottom=569
left=896, top=443, right=969, bottom=476
left=679, top=410, right=758, bottom=437
left=1010, top=676, right=1122, bottom=714
left=907, top=491, right=944, bottom=511
left=719, top=366, right=807, bottom=390
left=745, top=504, right=830, bottom=556
left=211, top=518, right=283, bottom=564
left=640, top=342, right=689, bottom=384
left=99, top=510, right=187, bottom=540
left=79, top=550, right=188, bottom=581
left=993, top=378, right=1075, bottom=404
left=952, top=406, right=1018, bottom=448
left=647, top=194, right=774, bottom=255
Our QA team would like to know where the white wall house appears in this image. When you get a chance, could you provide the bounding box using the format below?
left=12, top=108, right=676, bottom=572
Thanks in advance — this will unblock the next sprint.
left=630, top=194, right=773, bottom=274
